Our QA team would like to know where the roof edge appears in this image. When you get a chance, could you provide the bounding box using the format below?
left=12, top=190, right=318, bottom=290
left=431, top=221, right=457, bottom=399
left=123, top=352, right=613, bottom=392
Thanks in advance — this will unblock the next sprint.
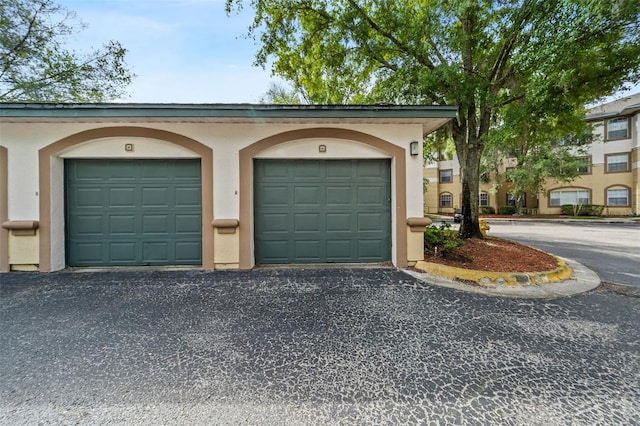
left=0, top=102, right=458, bottom=119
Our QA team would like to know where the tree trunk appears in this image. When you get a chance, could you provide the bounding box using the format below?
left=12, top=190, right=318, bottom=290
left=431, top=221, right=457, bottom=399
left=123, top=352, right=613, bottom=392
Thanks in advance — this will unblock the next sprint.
left=458, top=149, right=484, bottom=239
left=454, top=130, right=484, bottom=239
left=516, top=193, right=524, bottom=215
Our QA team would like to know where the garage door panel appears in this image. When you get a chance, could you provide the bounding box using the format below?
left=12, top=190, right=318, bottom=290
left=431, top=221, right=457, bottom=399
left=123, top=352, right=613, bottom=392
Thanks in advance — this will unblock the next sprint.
left=326, top=213, right=351, bottom=232
left=141, top=160, right=172, bottom=179
left=142, top=241, right=170, bottom=262
left=326, top=161, right=352, bottom=178
left=109, top=242, right=137, bottom=262
left=175, top=187, right=200, bottom=207
left=174, top=161, right=201, bottom=179
left=294, top=161, right=321, bottom=178
left=66, top=159, right=202, bottom=266
left=142, top=215, right=169, bottom=234
left=357, top=186, right=387, bottom=205
left=326, top=186, right=351, bottom=206
left=175, top=241, right=201, bottom=262
left=258, top=213, right=289, bottom=233
left=257, top=186, right=289, bottom=206
left=175, top=214, right=201, bottom=234
left=255, top=159, right=390, bottom=264
left=357, top=213, right=384, bottom=232
left=74, top=242, right=104, bottom=262
left=74, top=160, right=109, bottom=180
left=75, top=188, right=104, bottom=208
left=261, top=161, right=290, bottom=178
left=109, top=188, right=136, bottom=207
left=109, top=215, right=136, bottom=235
left=358, top=240, right=386, bottom=259
left=142, top=187, right=170, bottom=207
left=294, top=240, right=322, bottom=260
left=294, top=213, right=322, bottom=232
left=326, top=240, right=352, bottom=260
left=73, top=215, right=104, bottom=235
left=256, top=240, right=289, bottom=262
left=357, top=161, right=387, bottom=178
left=106, top=161, right=136, bottom=180
left=294, top=186, right=321, bottom=206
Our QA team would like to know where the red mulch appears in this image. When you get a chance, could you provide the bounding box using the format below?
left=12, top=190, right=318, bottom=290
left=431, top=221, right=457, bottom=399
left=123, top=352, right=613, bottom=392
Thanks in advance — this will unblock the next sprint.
left=424, top=237, right=559, bottom=273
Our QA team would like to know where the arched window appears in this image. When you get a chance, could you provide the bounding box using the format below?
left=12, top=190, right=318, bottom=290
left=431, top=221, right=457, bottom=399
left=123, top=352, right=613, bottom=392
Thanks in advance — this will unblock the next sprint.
left=606, top=186, right=630, bottom=206
left=439, top=192, right=453, bottom=208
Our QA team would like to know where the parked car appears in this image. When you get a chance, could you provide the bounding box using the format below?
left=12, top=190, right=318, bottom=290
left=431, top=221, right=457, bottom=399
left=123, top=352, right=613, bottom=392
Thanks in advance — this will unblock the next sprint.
left=453, top=209, right=463, bottom=223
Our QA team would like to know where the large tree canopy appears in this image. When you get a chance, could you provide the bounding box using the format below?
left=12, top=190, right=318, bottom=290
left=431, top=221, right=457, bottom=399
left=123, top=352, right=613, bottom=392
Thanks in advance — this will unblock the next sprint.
left=0, top=0, right=134, bottom=102
left=227, top=0, right=640, bottom=238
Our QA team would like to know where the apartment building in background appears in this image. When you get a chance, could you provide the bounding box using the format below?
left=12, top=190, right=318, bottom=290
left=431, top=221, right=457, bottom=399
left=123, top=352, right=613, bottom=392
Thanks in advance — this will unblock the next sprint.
left=424, top=93, right=640, bottom=216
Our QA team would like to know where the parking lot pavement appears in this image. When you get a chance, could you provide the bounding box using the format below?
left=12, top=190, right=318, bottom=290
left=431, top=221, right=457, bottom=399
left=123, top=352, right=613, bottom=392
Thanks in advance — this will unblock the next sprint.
left=1, top=268, right=639, bottom=425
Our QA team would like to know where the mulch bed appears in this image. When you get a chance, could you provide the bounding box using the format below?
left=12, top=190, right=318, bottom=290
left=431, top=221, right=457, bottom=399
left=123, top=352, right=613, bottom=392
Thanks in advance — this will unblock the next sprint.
left=424, top=237, right=559, bottom=273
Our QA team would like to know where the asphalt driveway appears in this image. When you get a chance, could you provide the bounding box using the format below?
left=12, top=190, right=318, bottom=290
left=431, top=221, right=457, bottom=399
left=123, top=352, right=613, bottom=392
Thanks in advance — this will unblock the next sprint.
left=1, top=268, right=638, bottom=425
left=486, top=221, right=640, bottom=288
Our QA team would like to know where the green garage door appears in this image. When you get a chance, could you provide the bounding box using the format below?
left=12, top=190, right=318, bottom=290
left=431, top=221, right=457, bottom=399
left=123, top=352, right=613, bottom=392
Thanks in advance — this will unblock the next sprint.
left=254, top=159, right=391, bottom=264
left=65, top=159, right=202, bottom=266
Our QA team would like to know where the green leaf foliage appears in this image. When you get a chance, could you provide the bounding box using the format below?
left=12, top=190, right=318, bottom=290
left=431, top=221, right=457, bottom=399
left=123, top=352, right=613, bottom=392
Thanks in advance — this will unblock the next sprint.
left=259, top=81, right=304, bottom=104
left=424, top=221, right=464, bottom=256
left=227, top=0, right=640, bottom=237
left=498, top=205, right=517, bottom=215
left=0, top=0, right=134, bottom=102
left=560, top=204, right=604, bottom=216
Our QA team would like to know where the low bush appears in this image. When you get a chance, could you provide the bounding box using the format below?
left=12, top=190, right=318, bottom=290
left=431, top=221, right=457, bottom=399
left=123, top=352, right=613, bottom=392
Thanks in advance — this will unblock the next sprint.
left=498, top=205, right=517, bottom=215
left=424, top=221, right=464, bottom=256
left=560, top=204, right=604, bottom=216
left=480, top=206, right=495, bottom=214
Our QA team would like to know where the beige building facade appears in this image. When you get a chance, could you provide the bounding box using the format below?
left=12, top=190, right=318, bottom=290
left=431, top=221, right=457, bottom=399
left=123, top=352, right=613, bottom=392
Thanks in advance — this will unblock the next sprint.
left=424, top=93, right=640, bottom=216
left=0, top=103, right=455, bottom=272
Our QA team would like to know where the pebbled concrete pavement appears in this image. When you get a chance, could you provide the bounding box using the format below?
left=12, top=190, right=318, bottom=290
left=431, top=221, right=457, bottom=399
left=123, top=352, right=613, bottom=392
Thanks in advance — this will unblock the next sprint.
left=1, top=268, right=638, bottom=425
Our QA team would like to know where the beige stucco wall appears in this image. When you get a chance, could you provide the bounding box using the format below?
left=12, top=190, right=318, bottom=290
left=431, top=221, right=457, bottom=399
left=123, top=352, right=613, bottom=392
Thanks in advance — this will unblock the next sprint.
left=213, top=230, right=240, bottom=269
left=538, top=164, right=634, bottom=215
left=0, top=119, right=429, bottom=270
left=8, top=232, right=39, bottom=271
left=406, top=227, right=425, bottom=264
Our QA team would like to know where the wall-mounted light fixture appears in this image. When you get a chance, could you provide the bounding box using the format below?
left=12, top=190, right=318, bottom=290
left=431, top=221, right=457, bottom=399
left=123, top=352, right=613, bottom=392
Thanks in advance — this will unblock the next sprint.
left=410, top=141, right=420, bottom=156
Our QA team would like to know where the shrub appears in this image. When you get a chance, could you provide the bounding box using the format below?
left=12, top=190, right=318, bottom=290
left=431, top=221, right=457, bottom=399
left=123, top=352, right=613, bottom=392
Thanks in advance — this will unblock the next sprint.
left=498, top=205, right=517, bottom=215
left=560, top=204, right=604, bottom=216
left=480, top=206, right=495, bottom=214
left=424, top=221, right=464, bottom=256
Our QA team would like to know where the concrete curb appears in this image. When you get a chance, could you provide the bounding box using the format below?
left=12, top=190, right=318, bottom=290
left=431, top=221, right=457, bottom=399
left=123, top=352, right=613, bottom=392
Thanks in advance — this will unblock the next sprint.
left=413, top=256, right=572, bottom=287
left=404, top=257, right=601, bottom=299
left=485, top=218, right=637, bottom=224
left=428, top=215, right=638, bottom=225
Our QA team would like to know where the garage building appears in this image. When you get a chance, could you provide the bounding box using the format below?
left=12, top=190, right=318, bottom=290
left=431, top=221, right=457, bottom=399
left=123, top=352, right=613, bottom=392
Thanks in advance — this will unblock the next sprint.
left=0, top=103, right=455, bottom=272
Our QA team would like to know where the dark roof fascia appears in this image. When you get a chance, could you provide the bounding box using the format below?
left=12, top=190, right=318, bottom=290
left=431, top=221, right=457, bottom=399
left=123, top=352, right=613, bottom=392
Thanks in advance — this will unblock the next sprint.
left=0, top=103, right=457, bottom=120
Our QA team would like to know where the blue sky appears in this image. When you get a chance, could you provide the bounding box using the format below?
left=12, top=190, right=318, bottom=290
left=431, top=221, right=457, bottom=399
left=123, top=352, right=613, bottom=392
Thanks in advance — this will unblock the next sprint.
left=57, top=0, right=275, bottom=103
left=56, top=0, right=637, bottom=105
